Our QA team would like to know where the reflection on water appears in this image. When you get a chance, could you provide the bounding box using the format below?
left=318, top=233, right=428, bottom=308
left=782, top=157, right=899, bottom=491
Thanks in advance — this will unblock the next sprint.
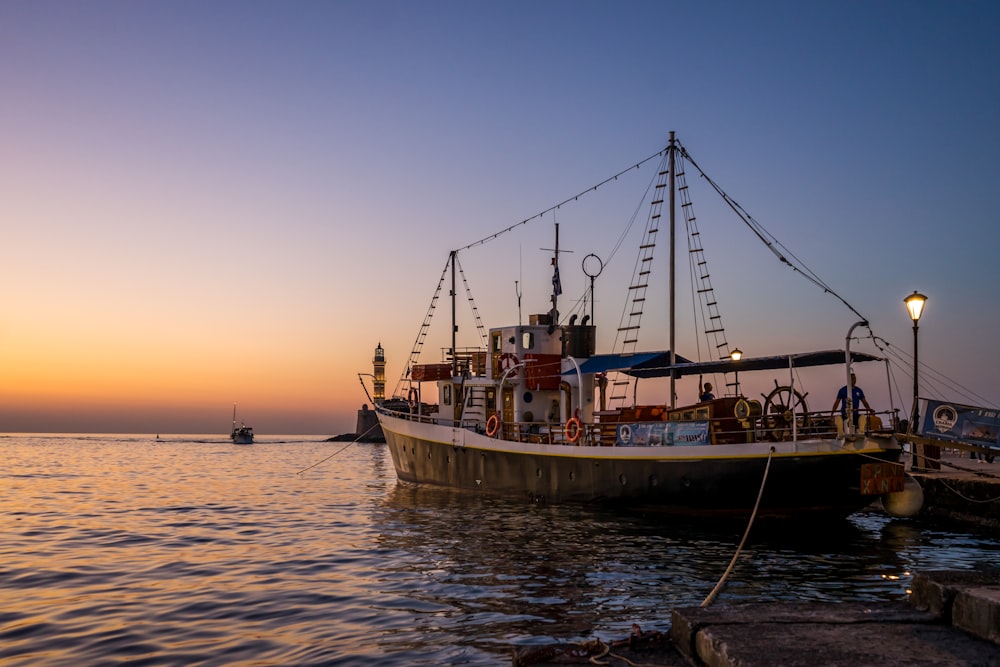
left=1, top=434, right=998, bottom=666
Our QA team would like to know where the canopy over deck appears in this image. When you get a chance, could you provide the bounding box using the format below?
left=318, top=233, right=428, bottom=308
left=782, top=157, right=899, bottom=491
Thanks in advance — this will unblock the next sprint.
left=574, top=351, right=692, bottom=375
left=570, top=350, right=882, bottom=378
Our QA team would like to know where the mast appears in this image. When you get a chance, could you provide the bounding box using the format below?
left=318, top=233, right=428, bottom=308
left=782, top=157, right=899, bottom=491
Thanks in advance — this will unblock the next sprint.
left=668, top=131, right=676, bottom=409
left=551, top=222, right=561, bottom=324
left=450, top=250, right=458, bottom=377
left=542, top=221, right=564, bottom=332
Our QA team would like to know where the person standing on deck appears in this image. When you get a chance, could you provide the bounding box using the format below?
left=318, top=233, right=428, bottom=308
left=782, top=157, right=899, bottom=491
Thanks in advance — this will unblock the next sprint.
left=832, top=373, right=873, bottom=429
left=700, top=382, right=715, bottom=402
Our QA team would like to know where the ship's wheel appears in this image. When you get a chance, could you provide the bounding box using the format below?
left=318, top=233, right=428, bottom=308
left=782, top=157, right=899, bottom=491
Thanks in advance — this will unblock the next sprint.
left=761, top=381, right=810, bottom=441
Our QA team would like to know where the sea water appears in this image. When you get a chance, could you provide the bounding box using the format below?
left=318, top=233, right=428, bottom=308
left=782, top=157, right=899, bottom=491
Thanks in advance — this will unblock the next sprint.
left=1, top=433, right=998, bottom=666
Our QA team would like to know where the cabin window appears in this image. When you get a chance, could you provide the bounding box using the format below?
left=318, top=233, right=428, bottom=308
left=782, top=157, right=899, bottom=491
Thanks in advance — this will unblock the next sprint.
left=443, top=384, right=452, bottom=405
left=492, top=332, right=502, bottom=353
left=485, top=388, right=496, bottom=410
left=522, top=331, right=534, bottom=350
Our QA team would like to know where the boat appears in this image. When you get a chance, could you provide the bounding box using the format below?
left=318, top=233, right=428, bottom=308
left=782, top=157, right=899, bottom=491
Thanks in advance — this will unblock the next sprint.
left=230, top=405, right=254, bottom=445
left=375, top=133, right=905, bottom=521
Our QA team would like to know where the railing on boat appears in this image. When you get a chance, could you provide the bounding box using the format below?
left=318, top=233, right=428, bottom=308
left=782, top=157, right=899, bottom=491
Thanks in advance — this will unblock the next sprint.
left=379, top=404, right=898, bottom=447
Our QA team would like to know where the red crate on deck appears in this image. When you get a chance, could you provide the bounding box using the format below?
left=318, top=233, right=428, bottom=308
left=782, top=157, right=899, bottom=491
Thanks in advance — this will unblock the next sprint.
left=411, top=363, right=453, bottom=382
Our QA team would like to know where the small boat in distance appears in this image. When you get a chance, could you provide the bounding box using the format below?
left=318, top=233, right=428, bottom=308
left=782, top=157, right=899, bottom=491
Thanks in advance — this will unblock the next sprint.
left=230, top=405, right=254, bottom=445
left=375, top=132, right=906, bottom=522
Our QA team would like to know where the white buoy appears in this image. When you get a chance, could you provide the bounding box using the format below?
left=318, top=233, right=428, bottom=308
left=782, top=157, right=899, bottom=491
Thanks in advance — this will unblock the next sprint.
left=880, top=475, right=924, bottom=518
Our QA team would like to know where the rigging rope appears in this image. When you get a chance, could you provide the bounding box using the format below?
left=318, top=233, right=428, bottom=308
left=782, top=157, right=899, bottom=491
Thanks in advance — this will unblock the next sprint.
left=875, top=334, right=1000, bottom=411
left=295, top=422, right=381, bottom=475
left=393, top=255, right=452, bottom=399
left=455, top=254, right=490, bottom=349
left=679, top=143, right=869, bottom=324
left=456, top=148, right=668, bottom=252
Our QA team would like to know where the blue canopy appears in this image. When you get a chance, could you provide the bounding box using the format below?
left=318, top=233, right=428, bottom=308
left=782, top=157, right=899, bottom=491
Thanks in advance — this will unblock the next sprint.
left=571, top=351, right=692, bottom=375
left=626, top=350, right=883, bottom=379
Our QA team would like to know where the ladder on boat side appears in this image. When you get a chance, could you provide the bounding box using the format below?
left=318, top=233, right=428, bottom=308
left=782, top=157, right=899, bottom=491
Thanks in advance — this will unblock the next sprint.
left=609, top=151, right=732, bottom=407
left=394, top=254, right=490, bottom=400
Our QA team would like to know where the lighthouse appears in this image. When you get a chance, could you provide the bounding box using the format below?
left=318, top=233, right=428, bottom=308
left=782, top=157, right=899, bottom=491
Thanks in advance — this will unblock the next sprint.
left=373, top=342, right=385, bottom=403
left=353, top=342, right=386, bottom=442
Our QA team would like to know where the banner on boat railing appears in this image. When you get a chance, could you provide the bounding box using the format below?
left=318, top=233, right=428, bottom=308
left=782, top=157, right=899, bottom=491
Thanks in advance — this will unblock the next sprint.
left=616, top=421, right=710, bottom=447
left=917, top=399, right=1000, bottom=447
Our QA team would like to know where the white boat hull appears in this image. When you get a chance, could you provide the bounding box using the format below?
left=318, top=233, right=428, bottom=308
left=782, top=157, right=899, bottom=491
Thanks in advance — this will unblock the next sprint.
left=378, top=409, right=902, bottom=520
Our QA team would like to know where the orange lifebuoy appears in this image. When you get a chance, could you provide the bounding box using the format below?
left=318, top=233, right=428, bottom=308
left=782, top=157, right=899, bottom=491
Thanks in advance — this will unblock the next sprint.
left=499, top=353, right=520, bottom=375
left=565, top=416, right=582, bottom=443
left=486, top=414, right=500, bottom=437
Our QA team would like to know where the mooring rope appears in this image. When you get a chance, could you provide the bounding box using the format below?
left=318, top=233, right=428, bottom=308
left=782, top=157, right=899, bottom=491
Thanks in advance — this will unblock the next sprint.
left=700, top=446, right=775, bottom=607
left=937, top=480, right=1000, bottom=504
left=922, top=453, right=1000, bottom=480
left=296, top=422, right=381, bottom=475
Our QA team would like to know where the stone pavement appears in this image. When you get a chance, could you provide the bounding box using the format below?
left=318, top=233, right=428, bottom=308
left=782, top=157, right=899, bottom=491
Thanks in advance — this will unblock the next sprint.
left=512, top=570, right=1000, bottom=666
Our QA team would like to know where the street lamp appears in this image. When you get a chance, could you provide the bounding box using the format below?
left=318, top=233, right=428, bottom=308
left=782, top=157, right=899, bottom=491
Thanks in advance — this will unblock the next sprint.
left=905, top=291, right=928, bottom=468
left=730, top=348, right=743, bottom=396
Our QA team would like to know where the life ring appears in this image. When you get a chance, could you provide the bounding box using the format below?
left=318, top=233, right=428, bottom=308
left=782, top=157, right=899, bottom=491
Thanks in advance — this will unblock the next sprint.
left=499, top=353, right=520, bottom=374
left=486, top=414, right=500, bottom=437
left=565, top=417, right=582, bottom=443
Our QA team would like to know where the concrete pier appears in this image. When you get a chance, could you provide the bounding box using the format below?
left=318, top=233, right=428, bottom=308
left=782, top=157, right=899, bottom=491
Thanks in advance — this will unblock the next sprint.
left=512, top=570, right=1000, bottom=666
left=908, top=449, right=1000, bottom=528
left=670, top=569, right=1000, bottom=666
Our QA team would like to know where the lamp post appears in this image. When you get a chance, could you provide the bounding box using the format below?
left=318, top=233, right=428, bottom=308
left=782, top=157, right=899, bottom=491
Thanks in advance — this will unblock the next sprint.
left=905, top=291, right=928, bottom=468
left=730, top=348, right=743, bottom=396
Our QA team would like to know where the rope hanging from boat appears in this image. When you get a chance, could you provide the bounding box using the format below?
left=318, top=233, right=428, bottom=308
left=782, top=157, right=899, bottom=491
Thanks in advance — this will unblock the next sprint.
left=700, top=446, right=775, bottom=607
left=295, top=421, right=382, bottom=474
left=679, top=143, right=869, bottom=324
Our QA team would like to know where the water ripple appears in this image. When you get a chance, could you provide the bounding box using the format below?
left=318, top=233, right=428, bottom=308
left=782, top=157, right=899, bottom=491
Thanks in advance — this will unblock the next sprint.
left=0, top=435, right=998, bottom=665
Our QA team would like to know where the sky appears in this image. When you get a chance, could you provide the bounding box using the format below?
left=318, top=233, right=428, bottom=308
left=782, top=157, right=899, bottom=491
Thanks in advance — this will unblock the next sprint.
left=2, top=1, right=999, bottom=435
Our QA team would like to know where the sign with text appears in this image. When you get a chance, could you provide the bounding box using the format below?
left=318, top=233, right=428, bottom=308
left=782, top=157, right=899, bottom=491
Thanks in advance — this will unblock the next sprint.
left=918, top=399, right=1000, bottom=447
left=616, top=421, right=710, bottom=447
left=860, top=462, right=905, bottom=495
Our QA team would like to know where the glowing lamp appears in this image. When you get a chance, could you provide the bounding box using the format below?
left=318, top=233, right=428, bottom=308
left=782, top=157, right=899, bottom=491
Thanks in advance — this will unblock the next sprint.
left=904, top=291, right=927, bottom=323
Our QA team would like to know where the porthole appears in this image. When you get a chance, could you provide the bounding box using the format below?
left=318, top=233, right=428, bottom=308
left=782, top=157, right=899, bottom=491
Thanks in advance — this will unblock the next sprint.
left=536, top=468, right=543, bottom=478
left=649, top=475, right=659, bottom=487
left=569, top=471, right=576, bottom=481
left=619, top=473, right=628, bottom=486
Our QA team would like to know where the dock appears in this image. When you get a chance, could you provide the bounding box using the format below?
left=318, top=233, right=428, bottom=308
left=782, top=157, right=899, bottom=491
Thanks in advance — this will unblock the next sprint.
left=512, top=452, right=1000, bottom=666
left=513, top=570, right=1000, bottom=666
left=908, top=449, right=1000, bottom=528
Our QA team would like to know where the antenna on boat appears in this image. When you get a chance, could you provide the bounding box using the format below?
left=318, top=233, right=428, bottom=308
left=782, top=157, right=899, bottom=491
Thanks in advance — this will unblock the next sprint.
left=515, top=280, right=522, bottom=326
left=582, top=253, right=603, bottom=325
left=542, top=220, right=572, bottom=334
